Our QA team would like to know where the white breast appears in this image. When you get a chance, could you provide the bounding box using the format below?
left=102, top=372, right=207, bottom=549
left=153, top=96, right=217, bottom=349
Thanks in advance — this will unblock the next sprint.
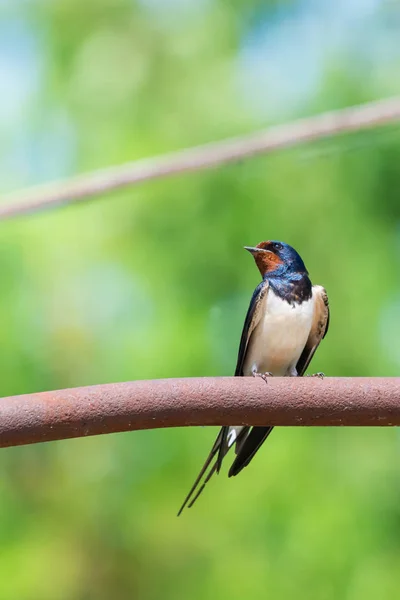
left=243, top=289, right=315, bottom=376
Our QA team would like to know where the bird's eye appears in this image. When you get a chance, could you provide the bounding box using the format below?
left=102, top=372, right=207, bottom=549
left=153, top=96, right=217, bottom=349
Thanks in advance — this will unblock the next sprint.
left=273, top=242, right=282, bottom=251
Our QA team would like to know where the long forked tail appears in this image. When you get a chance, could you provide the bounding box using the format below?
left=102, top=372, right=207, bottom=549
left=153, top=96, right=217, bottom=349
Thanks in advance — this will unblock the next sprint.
left=177, top=426, right=247, bottom=516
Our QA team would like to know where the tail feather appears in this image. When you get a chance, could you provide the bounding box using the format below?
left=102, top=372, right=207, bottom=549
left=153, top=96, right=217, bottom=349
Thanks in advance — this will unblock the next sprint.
left=187, top=461, right=218, bottom=508
left=228, top=426, right=274, bottom=477
left=177, top=428, right=223, bottom=516
left=216, top=427, right=229, bottom=474
left=177, top=426, right=247, bottom=516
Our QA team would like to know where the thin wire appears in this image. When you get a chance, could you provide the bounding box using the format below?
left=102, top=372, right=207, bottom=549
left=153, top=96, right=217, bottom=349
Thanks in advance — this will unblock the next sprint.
left=298, top=122, right=400, bottom=162
left=0, top=97, right=400, bottom=221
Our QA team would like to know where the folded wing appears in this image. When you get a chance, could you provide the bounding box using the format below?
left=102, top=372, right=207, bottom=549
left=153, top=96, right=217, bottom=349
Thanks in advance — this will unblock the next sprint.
left=177, top=281, right=269, bottom=514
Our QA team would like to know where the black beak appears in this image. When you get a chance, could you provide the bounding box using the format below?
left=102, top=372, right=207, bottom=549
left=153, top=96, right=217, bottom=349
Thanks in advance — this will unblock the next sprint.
left=244, top=246, right=272, bottom=254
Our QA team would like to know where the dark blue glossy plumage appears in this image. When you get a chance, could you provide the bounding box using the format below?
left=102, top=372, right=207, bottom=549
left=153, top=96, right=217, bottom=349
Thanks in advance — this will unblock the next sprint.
left=248, top=240, right=312, bottom=305
left=265, top=241, right=308, bottom=276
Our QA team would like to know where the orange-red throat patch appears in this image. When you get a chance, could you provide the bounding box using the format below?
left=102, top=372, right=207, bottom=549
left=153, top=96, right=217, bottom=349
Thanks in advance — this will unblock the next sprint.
left=253, top=241, right=284, bottom=277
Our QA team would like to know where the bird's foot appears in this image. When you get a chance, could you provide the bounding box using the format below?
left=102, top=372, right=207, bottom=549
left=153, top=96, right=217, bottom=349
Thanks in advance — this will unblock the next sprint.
left=306, top=372, right=325, bottom=379
left=252, top=369, right=273, bottom=383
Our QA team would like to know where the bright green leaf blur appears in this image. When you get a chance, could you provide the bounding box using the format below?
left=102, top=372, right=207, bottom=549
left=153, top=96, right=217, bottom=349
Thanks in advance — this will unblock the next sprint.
left=1, top=1, right=400, bottom=598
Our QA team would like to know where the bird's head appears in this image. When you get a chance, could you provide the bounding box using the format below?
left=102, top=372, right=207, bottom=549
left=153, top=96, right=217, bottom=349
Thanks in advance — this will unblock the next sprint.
left=245, top=240, right=308, bottom=278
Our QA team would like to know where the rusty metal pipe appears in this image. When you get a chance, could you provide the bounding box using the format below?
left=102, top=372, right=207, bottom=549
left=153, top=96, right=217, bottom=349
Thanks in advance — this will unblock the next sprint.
left=0, top=377, right=399, bottom=448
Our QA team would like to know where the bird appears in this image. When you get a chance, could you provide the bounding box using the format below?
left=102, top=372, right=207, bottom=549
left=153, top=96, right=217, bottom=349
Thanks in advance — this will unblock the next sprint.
left=177, top=240, right=329, bottom=515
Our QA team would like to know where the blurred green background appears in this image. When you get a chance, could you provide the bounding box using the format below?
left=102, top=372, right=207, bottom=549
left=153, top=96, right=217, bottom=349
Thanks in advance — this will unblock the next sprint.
left=1, top=0, right=400, bottom=598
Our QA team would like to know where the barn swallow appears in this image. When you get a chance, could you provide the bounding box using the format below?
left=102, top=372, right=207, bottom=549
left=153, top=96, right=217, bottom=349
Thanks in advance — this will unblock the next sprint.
left=178, top=240, right=329, bottom=515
